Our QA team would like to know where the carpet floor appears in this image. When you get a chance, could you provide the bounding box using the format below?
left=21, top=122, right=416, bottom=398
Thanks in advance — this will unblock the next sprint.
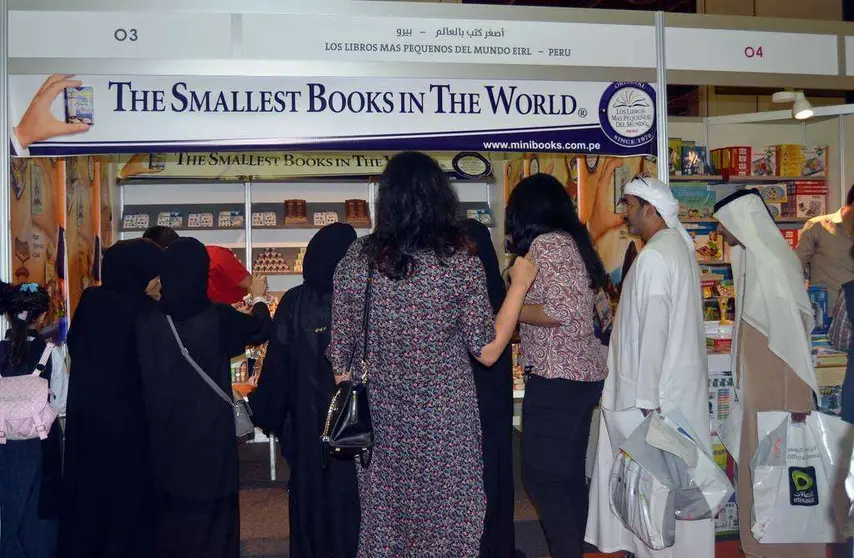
left=237, top=433, right=748, bottom=558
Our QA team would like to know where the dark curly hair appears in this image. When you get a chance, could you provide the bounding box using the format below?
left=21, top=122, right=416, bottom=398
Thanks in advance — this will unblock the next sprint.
left=0, top=282, right=50, bottom=368
left=506, top=173, right=607, bottom=290
left=363, top=152, right=468, bottom=280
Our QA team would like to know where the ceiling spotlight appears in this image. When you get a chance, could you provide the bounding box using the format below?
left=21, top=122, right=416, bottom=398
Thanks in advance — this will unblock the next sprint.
left=772, top=90, right=814, bottom=120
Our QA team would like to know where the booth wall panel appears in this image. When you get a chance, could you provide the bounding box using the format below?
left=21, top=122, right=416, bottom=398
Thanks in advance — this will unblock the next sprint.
left=122, top=182, right=243, bottom=205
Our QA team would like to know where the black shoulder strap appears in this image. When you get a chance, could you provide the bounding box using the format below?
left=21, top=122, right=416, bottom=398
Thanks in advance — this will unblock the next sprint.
left=347, top=265, right=373, bottom=382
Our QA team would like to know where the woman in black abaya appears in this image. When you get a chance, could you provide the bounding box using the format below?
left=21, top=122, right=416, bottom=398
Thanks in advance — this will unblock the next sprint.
left=250, top=223, right=360, bottom=558
left=60, top=238, right=163, bottom=558
left=462, top=219, right=516, bottom=558
left=136, top=238, right=270, bottom=558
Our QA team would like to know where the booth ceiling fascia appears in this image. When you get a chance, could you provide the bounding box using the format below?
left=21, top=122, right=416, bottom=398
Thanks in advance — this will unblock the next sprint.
left=9, top=0, right=654, bottom=24
left=8, top=0, right=854, bottom=90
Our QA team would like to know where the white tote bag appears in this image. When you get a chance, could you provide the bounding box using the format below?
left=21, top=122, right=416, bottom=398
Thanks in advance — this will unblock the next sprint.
left=751, top=411, right=846, bottom=544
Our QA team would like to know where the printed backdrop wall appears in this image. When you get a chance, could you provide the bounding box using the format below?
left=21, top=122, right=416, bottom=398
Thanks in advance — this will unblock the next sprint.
left=9, top=156, right=110, bottom=339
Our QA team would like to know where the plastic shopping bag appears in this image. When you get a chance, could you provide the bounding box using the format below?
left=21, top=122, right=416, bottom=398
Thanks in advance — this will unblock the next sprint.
left=751, top=411, right=847, bottom=544
left=649, top=410, right=734, bottom=521
left=609, top=415, right=676, bottom=550
left=718, top=395, right=743, bottom=462
left=608, top=413, right=734, bottom=550
left=48, top=344, right=68, bottom=414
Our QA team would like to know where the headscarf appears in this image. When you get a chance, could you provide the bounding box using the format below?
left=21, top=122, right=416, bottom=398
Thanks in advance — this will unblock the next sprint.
left=623, top=177, right=695, bottom=255
left=461, top=219, right=505, bottom=313
left=159, top=237, right=211, bottom=321
left=102, top=238, right=163, bottom=296
left=714, top=189, right=817, bottom=395
left=303, top=223, right=357, bottom=294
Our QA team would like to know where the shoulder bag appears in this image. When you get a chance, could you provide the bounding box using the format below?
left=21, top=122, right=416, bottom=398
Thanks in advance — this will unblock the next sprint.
left=166, top=315, right=255, bottom=439
left=321, top=266, right=374, bottom=468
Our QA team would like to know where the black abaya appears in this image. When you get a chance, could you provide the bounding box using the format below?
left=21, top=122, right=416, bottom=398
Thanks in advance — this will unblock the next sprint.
left=249, top=223, right=360, bottom=558
left=60, top=239, right=163, bottom=558
left=136, top=238, right=270, bottom=558
left=251, top=288, right=360, bottom=558
left=463, top=220, right=516, bottom=558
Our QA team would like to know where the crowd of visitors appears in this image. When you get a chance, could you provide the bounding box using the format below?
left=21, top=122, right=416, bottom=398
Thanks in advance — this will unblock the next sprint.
left=1, top=151, right=853, bottom=558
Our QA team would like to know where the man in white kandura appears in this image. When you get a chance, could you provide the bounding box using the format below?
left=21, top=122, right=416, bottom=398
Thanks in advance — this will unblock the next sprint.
left=585, top=176, right=714, bottom=558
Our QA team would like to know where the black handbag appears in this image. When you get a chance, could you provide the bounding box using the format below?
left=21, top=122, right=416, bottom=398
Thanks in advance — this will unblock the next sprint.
left=321, top=266, right=374, bottom=469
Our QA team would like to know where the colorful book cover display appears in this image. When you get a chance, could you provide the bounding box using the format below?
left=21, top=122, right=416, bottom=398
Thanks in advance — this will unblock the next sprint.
left=10, top=156, right=110, bottom=335
left=66, top=157, right=98, bottom=317
left=10, top=157, right=68, bottom=337
left=671, top=184, right=716, bottom=219
left=685, top=222, right=726, bottom=263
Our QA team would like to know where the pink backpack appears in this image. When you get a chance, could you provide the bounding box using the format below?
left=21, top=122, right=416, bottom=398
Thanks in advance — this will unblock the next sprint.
left=0, top=345, right=56, bottom=444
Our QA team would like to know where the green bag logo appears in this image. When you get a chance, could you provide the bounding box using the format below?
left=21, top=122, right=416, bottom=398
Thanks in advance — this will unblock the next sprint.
left=791, top=470, right=813, bottom=491
left=789, top=466, right=819, bottom=507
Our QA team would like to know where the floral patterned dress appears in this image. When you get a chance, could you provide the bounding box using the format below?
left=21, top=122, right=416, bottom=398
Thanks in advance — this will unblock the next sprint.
left=328, top=239, right=495, bottom=557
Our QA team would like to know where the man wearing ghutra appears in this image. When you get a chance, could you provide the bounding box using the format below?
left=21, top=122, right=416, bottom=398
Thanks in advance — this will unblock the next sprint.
left=585, top=177, right=713, bottom=558
left=714, top=189, right=825, bottom=558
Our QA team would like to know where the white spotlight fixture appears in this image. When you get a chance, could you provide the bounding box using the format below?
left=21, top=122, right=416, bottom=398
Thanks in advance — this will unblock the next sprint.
left=772, top=90, right=814, bottom=120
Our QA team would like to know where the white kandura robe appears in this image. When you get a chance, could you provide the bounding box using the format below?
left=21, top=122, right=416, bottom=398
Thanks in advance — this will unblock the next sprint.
left=585, top=228, right=714, bottom=558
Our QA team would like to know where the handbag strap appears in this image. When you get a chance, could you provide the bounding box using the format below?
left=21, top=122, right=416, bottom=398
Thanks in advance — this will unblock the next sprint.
left=347, top=265, right=373, bottom=383
left=166, top=315, right=233, bottom=407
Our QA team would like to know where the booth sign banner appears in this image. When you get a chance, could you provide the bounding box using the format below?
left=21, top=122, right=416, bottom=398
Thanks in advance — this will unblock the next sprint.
left=117, top=151, right=488, bottom=180
left=9, top=75, right=656, bottom=157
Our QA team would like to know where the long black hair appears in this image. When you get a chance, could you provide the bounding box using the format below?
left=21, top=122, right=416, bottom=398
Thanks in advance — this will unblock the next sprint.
left=364, top=151, right=468, bottom=280
left=506, top=173, right=606, bottom=290
left=0, top=282, right=50, bottom=368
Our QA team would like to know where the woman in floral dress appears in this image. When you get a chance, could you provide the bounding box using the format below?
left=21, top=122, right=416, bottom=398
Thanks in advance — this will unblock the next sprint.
left=328, top=151, right=537, bottom=557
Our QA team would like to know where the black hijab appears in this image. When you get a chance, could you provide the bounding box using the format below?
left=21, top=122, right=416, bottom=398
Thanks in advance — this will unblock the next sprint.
left=159, top=237, right=211, bottom=321
left=63, top=239, right=165, bottom=549
left=102, top=239, right=163, bottom=297
left=303, top=223, right=357, bottom=294
left=462, top=219, right=505, bottom=313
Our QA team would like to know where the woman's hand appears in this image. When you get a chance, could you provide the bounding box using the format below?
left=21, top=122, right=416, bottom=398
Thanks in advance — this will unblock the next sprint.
left=249, top=274, right=268, bottom=299
left=507, top=256, right=538, bottom=291
left=334, top=373, right=351, bottom=385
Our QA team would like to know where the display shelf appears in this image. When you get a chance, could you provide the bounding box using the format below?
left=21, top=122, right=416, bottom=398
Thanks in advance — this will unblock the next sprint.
left=671, top=175, right=828, bottom=183
left=267, top=274, right=303, bottom=293
left=121, top=226, right=237, bottom=233
left=250, top=241, right=310, bottom=249
left=121, top=202, right=374, bottom=232
left=708, top=351, right=732, bottom=374
left=698, top=260, right=730, bottom=266
left=458, top=202, right=495, bottom=228
left=268, top=222, right=371, bottom=230
left=681, top=217, right=811, bottom=224
left=251, top=201, right=371, bottom=230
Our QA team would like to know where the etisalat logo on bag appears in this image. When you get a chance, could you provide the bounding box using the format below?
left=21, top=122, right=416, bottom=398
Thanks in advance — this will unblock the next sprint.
left=788, top=466, right=819, bottom=506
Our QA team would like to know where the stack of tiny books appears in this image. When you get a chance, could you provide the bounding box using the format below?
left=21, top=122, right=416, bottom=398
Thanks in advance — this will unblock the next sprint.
left=284, top=200, right=307, bottom=225
left=345, top=199, right=370, bottom=227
